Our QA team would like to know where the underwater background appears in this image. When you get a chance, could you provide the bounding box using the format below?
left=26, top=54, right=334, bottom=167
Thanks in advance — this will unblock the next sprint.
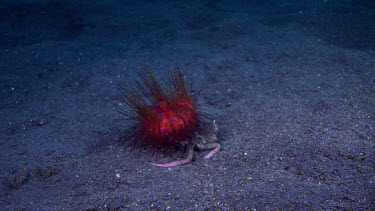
left=1, top=0, right=374, bottom=209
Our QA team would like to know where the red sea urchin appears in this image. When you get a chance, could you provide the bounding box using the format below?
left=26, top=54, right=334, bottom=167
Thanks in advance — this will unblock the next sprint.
left=121, top=67, right=219, bottom=167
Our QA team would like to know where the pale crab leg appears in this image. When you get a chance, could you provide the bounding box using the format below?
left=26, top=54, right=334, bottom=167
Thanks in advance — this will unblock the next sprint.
left=204, top=143, right=221, bottom=159
left=150, top=146, right=194, bottom=167
left=196, top=143, right=221, bottom=159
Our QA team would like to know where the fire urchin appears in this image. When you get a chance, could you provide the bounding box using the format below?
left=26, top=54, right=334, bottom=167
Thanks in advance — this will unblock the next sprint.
left=120, top=67, right=220, bottom=167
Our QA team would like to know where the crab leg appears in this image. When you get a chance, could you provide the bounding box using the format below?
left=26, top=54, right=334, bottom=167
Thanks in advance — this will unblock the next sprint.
left=196, top=143, right=221, bottom=159
left=150, top=146, right=194, bottom=167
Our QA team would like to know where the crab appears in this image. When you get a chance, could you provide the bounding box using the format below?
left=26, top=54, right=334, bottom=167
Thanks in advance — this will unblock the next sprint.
left=150, top=120, right=220, bottom=167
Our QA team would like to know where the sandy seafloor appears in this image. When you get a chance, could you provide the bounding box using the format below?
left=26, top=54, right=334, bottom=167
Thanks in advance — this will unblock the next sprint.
left=0, top=0, right=374, bottom=210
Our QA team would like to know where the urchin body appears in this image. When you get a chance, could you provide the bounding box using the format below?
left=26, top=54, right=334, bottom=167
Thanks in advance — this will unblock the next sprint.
left=121, top=67, right=220, bottom=167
